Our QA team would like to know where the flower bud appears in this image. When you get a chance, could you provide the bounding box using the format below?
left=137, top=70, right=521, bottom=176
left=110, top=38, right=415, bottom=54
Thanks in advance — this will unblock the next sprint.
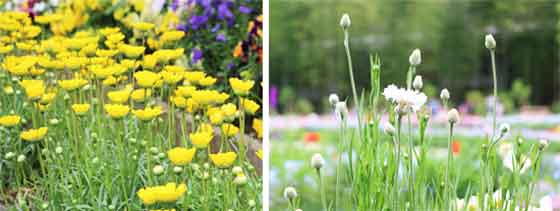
left=447, top=108, right=460, bottom=124
left=383, top=123, right=396, bottom=136
left=413, top=75, right=423, bottom=90
left=311, top=153, right=325, bottom=169
left=440, top=89, right=450, bottom=102
left=5, top=152, right=15, bottom=159
left=49, top=118, right=59, bottom=125
left=409, top=49, right=421, bottom=66
left=173, top=166, right=183, bottom=173
left=233, top=174, right=247, bottom=185
left=152, top=165, right=164, bottom=175
left=335, top=101, right=348, bottom=121
left=17, top=154, right=26, bottom=162
left=328, top=94, right=339, bottom=106
left=485, top=34, right=496, bottom=50
left=232, top=166, right=243, bottom=175
left=539, top=139, right=549, bottom=151
left=340, top=14, right=351, bottom=29
left=248, top=200, right=256, bottom=207
left=499, top=123, right=510, bottom=137
left=284, top=186, right=298, bottom=200
left=296, top=209, right=303, bottom=211
left=55, top=146, right=63, bottom=154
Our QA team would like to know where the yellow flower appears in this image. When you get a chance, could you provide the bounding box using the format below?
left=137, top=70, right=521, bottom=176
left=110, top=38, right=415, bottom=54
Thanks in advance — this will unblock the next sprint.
left=103, top=76, right=118, bottom=86
left=186, top=98, right=199, bottom=113
left=256, top=149, right=263, bottom=160
left=118, top=44, right=145, bottom=58
left=143, top=54, right=158, bottom=69
left=241, top=98, right=260, bottom=114
left=20, top=80, right=45, bottom=100
left=132, top=106, right=163, bottom=121
left=96, top=49, right=119, bottom=57
left=131, top=89, right=151, bottom=102
left=40, top=92, right=57, bottom=104
left=0, top=44, right=13, bottom=54
left=3, top=85, right=14, bottom=94
left=161, top=71, right=183, bottom=84
left=72, top=104, right=90, bottom=115
left=183, top=71, right=206, bottom=84
left=190, top=131, right=213, bottom=148
left=209, top=111, right=223, bottom=125
left=229, top=78, right=254, bottom=95
left=0, top=115, right=21, bottom=127
left=221, top=103, right=237, bottom=118
left=137, top=183, right=187, bottom=205
left=221, top=123, right=239, bottom=137
left=167, top=147, right=196, bottom=165
left=199, top=76, right=217, bottom=86
left=90, top=66, right=114, bottom=79
left=175, top=86, right=196, bottom=97
left=171, top=96, right=187, bottom=108
left=209, top=152, right=237, bottom=168
left=160, top=30, right=185, bottom=43
left=107, top=89, right=131, bottom=104
left=134, top=71, right=160, bottom=88
left=163, top=65, right=185, bottom=73
left=253, top=118, right=263, bottom=139
left=20, top=127, right=48, bottom=141
left=191, top=90, right=229, bottom=105
left=132, top=22, right=155, bottom=31
left=104, top=104, right=130, bottom=119
left=59, top=79, right=88, bottom=91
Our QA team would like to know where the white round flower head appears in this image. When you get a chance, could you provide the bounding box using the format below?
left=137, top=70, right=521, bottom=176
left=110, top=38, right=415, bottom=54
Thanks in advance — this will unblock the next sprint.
left=173, top=166, right=183, bottom=173
left=152, top=165, right=164, bottom=175
left=55, top=146, right=63, bottom=154
left=499, top=123, right=510, bottom=137
left=335, top=101, right=348, bottom=121
left=340, top=13, right=351, bottom=29
left=383, top=122, right=396, bottom=136
left=232, top=166, right=243, bottom=174
left=17, top=154, right=26, bottom=163
left=440, top=88, right=450, bottom=101
left=447, top=108, right=460, bottom=124
left=328, top=93, right=339, bottom=106
left=233, top=174, right=247, bottom=185
left=409, top=49, right=422, bottom=66
left=413, top=75, right=423, bottom=90
left=485, top=34, right=496, bottom=50
left=311, top=153, right=325, bottom=169
left=539, top=139, right=550, bottom=150
left=284, top=186, right=298, bottom=200
left=383, top=84, right=427, bottom=114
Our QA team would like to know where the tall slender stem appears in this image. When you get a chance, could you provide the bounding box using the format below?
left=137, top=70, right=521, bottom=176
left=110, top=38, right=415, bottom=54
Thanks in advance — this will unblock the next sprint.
left=407, top=114, right=414, bottom=205
left=343, top=29, right=363, bottom=145
left=490, top=50, right=497, bottom=138
left=318, top=169, right=327, bottom=211
left=395, top=115, right=402, bottom=210
left=444, top=122, right=455, bottom=209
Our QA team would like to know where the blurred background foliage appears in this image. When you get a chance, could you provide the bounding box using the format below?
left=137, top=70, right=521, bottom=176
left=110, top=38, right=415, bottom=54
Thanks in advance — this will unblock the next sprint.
left=270, top=0, right=560, bottom=114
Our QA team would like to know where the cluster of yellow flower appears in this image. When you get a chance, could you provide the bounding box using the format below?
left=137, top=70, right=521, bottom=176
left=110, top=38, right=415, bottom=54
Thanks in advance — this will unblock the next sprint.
left=0, top=8, right=262, bottom=209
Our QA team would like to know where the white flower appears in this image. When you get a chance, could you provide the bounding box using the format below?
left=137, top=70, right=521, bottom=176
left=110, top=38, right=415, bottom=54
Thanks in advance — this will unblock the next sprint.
left=284, top=186, right=298, bottom=200
left=233, top=174, right=247, bottom=185
left=17, top=154, right=26, bottom=163
left=447, top=108, right=460, bottom=124
left=383, top=123, right=396, bottom=136
left=173, top=166, right=183, bottom=173
left=152, top=165, right=164, bottom=175
left=55, top=146, right=63, bottom=154
left=485, top=34, right=496, bottom=50
left=311, top=153, right=325, bottom=169
left=335, top=101, right=348, bottom=121
left=340, top=14, right=351, bottom=29
left=328, top=94, right=339, bottom=106
left=409, top=49, right=422, bottom=66
left=383, top=84, right=427, bottom=114
left=232, top=166, right=243, bottom=174
left=499, top=123, right=510, bottom=138
left=248, top=200, right=256, bottom=207
left=440, top=89, right=450, bottom=101
left=412, top=75, right=423, bottom=90
left=539, top=139, right=550, bottom=151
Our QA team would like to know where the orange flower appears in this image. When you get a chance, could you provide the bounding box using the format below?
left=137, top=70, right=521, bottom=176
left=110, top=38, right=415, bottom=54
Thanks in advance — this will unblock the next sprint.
left=233, top=42, right=243, bottom=58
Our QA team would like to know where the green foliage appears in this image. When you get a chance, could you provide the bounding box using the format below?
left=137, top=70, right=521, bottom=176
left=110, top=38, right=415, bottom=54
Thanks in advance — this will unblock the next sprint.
left=466, top=90, right=486, bottom=115
left=511, top=79, right=531, bottom=107
left=295, top=98, right=314, bottom=114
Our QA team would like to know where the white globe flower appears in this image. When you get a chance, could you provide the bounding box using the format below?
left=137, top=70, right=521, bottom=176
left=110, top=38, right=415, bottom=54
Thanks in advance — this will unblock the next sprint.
left=409, top=49, right=422, bottom=66
left=340, top=14, right=351, bottom=29
left=311, top=153, right=325, bottom=169
left=485, top=34, right=496, bottom=50
left=284, top=186, right=298, bottom=200
left=383, top=84, right=427, bottom=114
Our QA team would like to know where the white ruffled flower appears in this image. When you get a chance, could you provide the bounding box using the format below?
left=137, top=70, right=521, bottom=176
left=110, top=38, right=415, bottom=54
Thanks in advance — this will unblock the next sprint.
left=383, top=84, right=427, bottom=114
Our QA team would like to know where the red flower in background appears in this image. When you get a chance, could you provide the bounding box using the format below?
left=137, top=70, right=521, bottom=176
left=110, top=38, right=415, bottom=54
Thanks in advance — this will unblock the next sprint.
left=303, top=132, right=320, bottom=143
left=452, top=140, right=461, bottom=156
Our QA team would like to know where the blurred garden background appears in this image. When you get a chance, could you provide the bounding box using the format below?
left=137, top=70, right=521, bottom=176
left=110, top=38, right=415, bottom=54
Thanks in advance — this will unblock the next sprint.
left=270, top=0, right=560, bottom=210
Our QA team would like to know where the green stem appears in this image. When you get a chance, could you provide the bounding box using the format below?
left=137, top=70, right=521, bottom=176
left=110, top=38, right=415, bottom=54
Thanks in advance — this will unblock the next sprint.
left=444, top=123, right=454, bottom=209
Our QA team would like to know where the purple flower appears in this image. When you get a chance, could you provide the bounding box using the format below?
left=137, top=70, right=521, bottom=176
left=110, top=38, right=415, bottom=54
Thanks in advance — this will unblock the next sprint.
left=216, top=33, right=226, bottom=42
left=211, top=24, right=221, bottom=33
left=192, top=48, right=203, bottom=64
left=239, top=5, right=251, bottom=14
left=189, top=15, right=208, bottom=30
left=270, top=86, right=278, bottom=109
left=226, top=62, right=235, bottom=70
left=217, top=2, right=234, bottom=21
